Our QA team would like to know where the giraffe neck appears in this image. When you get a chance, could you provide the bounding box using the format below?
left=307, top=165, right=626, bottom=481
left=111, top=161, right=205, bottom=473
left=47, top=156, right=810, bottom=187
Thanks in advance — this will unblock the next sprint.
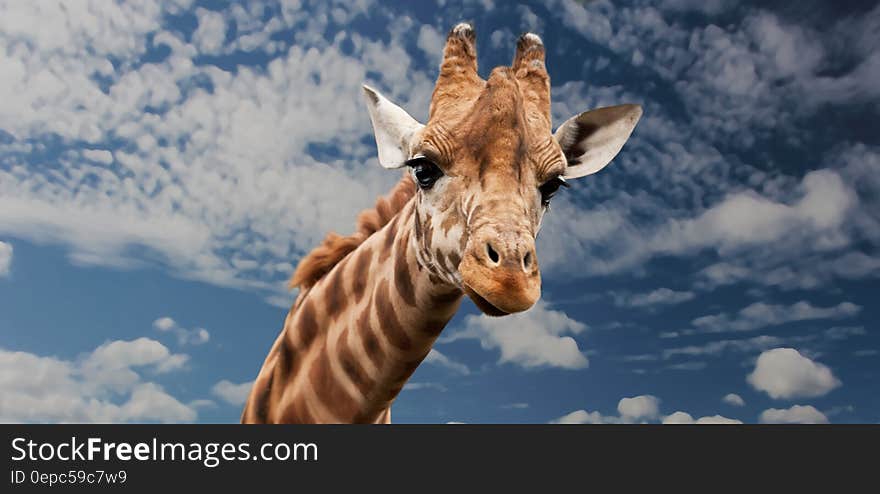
left=242, top=199, right=462, bottom=423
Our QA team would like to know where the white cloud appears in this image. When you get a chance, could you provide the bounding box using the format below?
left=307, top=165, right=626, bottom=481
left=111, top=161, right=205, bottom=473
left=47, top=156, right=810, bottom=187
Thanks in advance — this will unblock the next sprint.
left=424, top=349, right=469, bottom=375
left=552, top=395, right=744, bottom=424
left=612, top=288, right=695, bottom=308
left=840, top=144, right=880, bottom=245
left=192, top=8, right=227, bottom=55
left=120, top=382, right=199, bottom=423
left=0, top=241, right=11, bottom=277
left=190, top=328, right=210, bottom=345
left=621, top=354, right=660, bottom=363
left=516, top=5, right=542, bottom=31
left=489, top=29, right=515, bottom=50
left=690, top=301, right=861, bottom=335
left=0, top=338, right=195, bottom=423
left=76, top=337, right=189, bottom=398
left=722, top=393, right=745, bottom=407
left=211, top=379, right=254, bottom=406
left=618, top=395, right=661, bottom=422
left=695, top=415, right=743, bottom=424
left=824, top=326, right=866, bottom=341
left=152, top=316, right=210, bottom=346
left=82, top=149, right=114, bottom=165
left=652, top=170, right=854, bottom=257
left=759, top=405, right=829, bottom=424
left=661, top=0, right=732, bottom=15
left=663, top=335, right=783, bottom=359
left=442, top=301, right=588, bottom=370
left=416, top=24, right=444, bottom=66
left=153, top=317, right=176, bottom=332
left=697, top=251, right=880, bottom=292
left=660, top=411, right=694, bottom=424
left=551, top=409, right=611, bottom=424
left=662, top=412, right=742, bottom=424
left=552, top=395, right=661, bottom=424
left=747, top=348, right=841, bottom=399
left=403, top=382, right=447, bottom=392
left=665, top=361, right=707, bottom=371
left=84, top=337, right=188, bottom=378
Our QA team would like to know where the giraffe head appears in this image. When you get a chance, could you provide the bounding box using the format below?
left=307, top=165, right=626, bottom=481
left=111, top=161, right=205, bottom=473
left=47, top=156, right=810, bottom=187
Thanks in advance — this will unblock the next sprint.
left=363, top=23, right=641, bottom=316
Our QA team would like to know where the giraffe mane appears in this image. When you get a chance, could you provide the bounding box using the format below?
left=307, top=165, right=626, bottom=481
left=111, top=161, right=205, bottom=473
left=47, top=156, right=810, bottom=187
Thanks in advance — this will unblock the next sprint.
left=289, top=172, right=416, bottom=290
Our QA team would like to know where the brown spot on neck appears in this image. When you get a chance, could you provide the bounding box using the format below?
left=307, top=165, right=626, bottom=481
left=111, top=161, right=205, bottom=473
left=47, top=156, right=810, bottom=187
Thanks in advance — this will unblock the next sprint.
left=380, top=214, right=399, bottom=264
left=309, top=340, right=361, bottom=421
left=359, top=307, right=386, bottom=370
left=323, top=260, right=349, bottom=321
left=374, top=279, right=412, bottom=351
left=271, top=341, right=298, bottom=407
left=350, top=246, right=372, bottom=303
left=394, top=230, right=417, bottom=307
left=254, top=372, right=273, bottom=424
left=336, top=329, right=375, bottom=398
left=295, top=300, right=319, bottom=348
left=279, top=396, right=315, bottom=424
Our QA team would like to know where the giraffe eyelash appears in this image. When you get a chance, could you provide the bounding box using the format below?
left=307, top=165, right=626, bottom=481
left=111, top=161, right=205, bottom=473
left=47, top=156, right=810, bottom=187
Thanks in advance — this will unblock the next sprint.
left=539, top=175, right=568, bottom=206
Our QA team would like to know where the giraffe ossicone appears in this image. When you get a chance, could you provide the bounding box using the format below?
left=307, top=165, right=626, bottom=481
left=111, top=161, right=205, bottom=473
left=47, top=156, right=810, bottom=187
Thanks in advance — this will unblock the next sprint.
left=242, top=23, right=642, bottom=423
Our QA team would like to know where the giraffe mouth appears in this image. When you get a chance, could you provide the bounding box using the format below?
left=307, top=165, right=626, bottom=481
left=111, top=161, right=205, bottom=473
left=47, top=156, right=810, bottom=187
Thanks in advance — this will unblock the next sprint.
left=463, top=285, right=510, bottom=317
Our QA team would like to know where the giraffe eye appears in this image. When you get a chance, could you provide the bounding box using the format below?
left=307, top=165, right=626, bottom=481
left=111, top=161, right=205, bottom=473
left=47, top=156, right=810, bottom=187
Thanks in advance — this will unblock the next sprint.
left=406, top=156, right=444, bottom=190
left=539, top=176, right=568, bottom=206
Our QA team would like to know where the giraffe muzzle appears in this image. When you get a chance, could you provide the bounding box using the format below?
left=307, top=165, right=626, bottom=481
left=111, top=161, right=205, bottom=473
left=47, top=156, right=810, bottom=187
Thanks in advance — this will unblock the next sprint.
left=459, top=230, right=541, bottom=316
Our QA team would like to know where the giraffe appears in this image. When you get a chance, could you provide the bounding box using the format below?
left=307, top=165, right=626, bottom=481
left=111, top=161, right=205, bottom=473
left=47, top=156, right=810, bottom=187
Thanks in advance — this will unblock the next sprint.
left=241, top=23, right=642, bottom=423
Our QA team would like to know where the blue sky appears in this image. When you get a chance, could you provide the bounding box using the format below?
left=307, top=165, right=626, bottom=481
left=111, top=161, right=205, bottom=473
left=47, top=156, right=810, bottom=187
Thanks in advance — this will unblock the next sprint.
left=1, top=0, right=878, bottom=424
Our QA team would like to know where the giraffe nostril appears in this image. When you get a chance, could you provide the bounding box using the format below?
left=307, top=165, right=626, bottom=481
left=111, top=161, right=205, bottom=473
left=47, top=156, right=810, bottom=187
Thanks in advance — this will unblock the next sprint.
left=486, top=243, right=500, bottom=264
left=522, top=251, right=533, bottom=269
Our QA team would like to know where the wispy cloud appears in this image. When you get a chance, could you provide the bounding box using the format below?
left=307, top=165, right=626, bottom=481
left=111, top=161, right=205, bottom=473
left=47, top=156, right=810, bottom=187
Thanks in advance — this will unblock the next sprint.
left=690, top=301, right=860, bottom=335
left=424, top=349, right=470, bottom=375
left=663, top=335, right=784, bottom=359
left=612, top=288, right=695, bottom=308
left=0, top=241, right=11, bottom=277
left=403, top=382, right=447, bottom=392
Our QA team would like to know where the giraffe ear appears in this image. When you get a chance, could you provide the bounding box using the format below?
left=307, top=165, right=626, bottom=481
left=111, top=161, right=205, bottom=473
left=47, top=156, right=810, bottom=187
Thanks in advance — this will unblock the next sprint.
left=554, top=104, right=642, bottom=179
left=362, top=85, right=425, bottom=169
